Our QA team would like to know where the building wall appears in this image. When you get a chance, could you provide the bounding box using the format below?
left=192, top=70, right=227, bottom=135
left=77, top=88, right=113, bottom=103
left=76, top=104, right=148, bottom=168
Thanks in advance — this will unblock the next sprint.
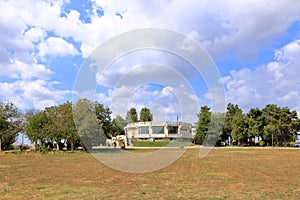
left=124, top=121, right=193, bottom=141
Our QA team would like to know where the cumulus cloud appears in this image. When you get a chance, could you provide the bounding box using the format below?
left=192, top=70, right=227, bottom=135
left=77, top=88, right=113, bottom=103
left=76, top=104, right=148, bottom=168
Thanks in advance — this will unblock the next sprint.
left=0, top=80, right=70, bottom=110
left=224, top=40, right=300, bottom=112
left=37, top=37, right=79, bottom=57
left=24, top=27, right=47, bottom=43
left=0, top=0, right=300, bottom=115
left=0, top=57, right=53, bottom=80
left=89, top=0, right=300, bottom=62
left=108, top=83, right=201, bottom=123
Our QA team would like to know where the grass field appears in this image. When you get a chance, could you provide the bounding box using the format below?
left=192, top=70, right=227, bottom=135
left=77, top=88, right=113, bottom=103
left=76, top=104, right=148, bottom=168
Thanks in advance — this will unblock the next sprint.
left=1, top=148, right=300, bottom=199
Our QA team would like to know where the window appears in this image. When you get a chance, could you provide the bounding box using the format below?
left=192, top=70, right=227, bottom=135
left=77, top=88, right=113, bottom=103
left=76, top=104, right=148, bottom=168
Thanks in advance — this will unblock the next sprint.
left=168, top=126, right=178, bottom=134
left=152, top=126, right=164, bottom=134
left=138, top=126, right=149, bottom=134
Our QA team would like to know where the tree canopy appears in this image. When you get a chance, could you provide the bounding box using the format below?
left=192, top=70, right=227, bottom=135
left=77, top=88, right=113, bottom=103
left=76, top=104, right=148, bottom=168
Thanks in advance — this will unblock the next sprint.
left=195, top=106, right=211, bottom=145
left=0, top=101, right=23, bottom=151
left=139, top=107, right=153, bottom=122
left=1, top=97, right=300, bottom=151
left=126, top=107, right=138, bottom=123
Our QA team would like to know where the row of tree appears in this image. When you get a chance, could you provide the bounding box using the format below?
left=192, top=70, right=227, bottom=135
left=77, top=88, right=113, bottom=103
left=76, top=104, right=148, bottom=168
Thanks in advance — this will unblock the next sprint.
left=126, top=107, right=153, bottom=122
left=1, top=98, right=300, bottom=151
left=0, top=99, right=153, bottom=151
left=195, top=103, right=300, bottom=146
left=26, top=99, right=154, bottom=151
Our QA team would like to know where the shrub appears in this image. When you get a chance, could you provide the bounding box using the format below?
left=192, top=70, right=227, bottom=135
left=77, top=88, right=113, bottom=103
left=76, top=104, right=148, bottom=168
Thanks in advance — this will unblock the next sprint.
left=259, top=140, right=265, bottom=147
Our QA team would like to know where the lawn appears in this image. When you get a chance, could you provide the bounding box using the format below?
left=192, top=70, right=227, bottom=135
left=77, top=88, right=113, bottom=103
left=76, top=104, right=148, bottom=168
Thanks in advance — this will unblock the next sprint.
left=1, top=148, right=300, bottom=199
left=133, top=140, right=182, bottom=147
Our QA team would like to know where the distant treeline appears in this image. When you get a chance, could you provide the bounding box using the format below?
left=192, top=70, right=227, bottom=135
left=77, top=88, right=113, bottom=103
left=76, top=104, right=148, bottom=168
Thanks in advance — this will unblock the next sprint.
left=0, top=99, right=300, bottom=152
left=195, top=103, right=300, bottom=147
left=0, top=98, right=152, bottom=152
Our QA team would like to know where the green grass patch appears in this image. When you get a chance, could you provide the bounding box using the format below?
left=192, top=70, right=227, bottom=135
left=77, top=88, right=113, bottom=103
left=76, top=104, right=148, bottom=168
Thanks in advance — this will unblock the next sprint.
left=133, top=140, right=173, bottom=147
left=133, top=140, right=192, bottom=147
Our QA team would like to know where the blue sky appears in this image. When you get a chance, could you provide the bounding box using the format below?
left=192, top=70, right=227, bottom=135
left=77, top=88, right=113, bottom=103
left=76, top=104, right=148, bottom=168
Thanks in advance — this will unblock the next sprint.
left=0, top=0, right=300, bottom=123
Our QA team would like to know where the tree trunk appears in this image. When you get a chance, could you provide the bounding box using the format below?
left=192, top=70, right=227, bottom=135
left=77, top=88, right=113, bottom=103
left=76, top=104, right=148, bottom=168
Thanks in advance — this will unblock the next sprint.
left=56, top=142, right=59, bottom=151
left=0, top=137, right=2, bottom=151
left=71, top=142, right=74, bottom=152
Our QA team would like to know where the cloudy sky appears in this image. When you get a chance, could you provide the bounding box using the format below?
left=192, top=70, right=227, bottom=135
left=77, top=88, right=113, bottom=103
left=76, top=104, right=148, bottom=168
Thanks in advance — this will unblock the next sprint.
left=1, top=0, right=300, bottom=123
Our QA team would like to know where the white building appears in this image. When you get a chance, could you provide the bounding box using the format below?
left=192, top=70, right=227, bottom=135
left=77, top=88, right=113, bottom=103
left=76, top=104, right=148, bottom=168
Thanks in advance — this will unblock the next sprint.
left=124, top=121, right=193, bottom=145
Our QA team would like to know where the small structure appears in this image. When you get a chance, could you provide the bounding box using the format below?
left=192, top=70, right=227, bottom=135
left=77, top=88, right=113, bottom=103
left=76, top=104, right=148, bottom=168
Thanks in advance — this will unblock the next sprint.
left=106, top=135, right=127, bottom=148
left=124, top=121, right=193, bottom=146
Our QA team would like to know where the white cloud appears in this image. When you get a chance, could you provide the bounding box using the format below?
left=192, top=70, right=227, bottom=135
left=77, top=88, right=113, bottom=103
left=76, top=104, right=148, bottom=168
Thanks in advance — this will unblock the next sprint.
left=1, top=0, right=300, bottom=61
left=0, top=0, right=300, bottom=114
left=38, top=37, right=79, bottom=57
left=224, top=40, right=300, bottom=112
left=0, top=80, right=70, bottom=110
left=107, top=83, right=201, bottom=123
left=0, top=57, right=52, bottom=80
left=24, top=27, right=47, bottom=43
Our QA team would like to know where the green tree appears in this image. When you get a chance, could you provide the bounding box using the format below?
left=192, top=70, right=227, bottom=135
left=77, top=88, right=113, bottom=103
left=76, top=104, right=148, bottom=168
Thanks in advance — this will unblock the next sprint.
left=25, top=110, right=50, bottom=149
left=94, top=102, right=112, bottom=138
left=206, top=112, right=225, bottom=146
left=224, top=103, right=240, bottom=142
left=262, top=104, right=300, bottom=146
left=126, top=107, right=138, bottom=123
left=73, top=99, right=103, bottom=151
left=111, top=115, right=127, bottom=136
left=0, top=101, right=23, bottom=151
left=195, top=106, right=211, bottom=145
left=247, top=108, right=265, bottom=142
left=44, top=105, right=62, bottom=150
left=231, top=109, right=247, bottom=145
left=57, top=102, right=78, bottom=151
left=139, top=107, right=153, bottom=122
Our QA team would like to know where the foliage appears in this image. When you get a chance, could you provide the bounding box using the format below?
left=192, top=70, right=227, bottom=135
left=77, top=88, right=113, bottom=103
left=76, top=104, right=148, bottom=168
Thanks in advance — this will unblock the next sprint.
left=25, top=110, right=49, bottom=147
left=139, top=107, right=153, bottom=122
left=25, top=102, right=80, bottom=151
left=56, top=102, right=79, bottom=151
left=247, top=108, right=265, bottom=141
left=2, top=96, right=299, bottom=150
left=72, top=99, right=104, bottom=151
left=223, top=103, right=241, bottom=143
left=126, top=107, right=138, bottom=123
left=206, top=113, right=225, bottom=146
left=0, top=101, right=23, bottom=151
left=94, top=102, right=112, bottom=138
left=231, top=109, right=247, bottom=145
left=262, top=104, right=300, bottom=146
left=111, top=115, right=127, bottom=136
left=221, top=103, right=300, bottom=146
left=195, top=106, right=211, bottom=145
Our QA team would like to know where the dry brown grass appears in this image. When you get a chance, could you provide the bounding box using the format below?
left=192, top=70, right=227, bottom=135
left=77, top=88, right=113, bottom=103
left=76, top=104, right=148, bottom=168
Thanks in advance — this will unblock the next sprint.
left=1, top=148, right=300, bottom=199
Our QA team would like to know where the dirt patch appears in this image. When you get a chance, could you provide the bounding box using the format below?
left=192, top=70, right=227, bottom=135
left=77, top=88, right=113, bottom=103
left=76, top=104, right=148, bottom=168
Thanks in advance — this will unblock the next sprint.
left=0, top=149, right=300, bottom=199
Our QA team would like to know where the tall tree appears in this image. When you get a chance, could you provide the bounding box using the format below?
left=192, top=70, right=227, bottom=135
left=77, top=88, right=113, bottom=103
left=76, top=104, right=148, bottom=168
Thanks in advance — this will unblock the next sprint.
left=25, top=110, right=50, bottom=149
left=262, top=104, right=300, bottom=146
left=73, top=99, right=108, bottom=151
left=44, top=105, right=62, bottom=151
left=231, top=109, right=247, bottom=145
left=126, top=107, right=138, bottom=123
left=94, top=102, right=112, bottom=138
left=247, top=108, right=265, bottom=142
left=57, top=102, right=78, bottom=151
left=73, top=99, right=103, bottom=150
left=206, top=112, right=225, bottom=146
left=195, top=106, right=211, bottom=145
left=224, top=103, right=240, bottom=142
left=139, top=107, right=153, bottom=122
left=0, top=101, right=23, bottom=151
